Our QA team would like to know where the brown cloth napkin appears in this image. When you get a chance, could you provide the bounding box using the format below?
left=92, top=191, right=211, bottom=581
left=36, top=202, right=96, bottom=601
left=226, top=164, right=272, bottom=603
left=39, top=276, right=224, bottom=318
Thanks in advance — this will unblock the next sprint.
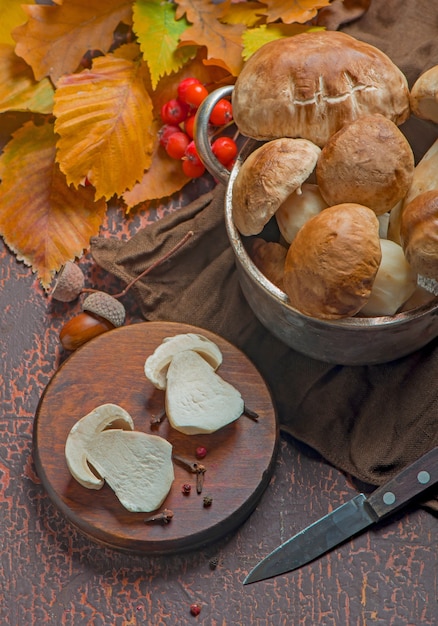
left=90, top=0, right=438, bottom=510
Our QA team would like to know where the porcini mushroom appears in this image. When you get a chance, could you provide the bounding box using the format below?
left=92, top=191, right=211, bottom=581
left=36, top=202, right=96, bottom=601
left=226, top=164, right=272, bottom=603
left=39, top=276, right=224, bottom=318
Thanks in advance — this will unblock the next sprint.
left=410, top=65, right=438, bottom=124
left=165, top=350, right=244, bottom=435
left=232, top=31, right=410, bottom=147
left=232, top=138, right=321, bottom=236
left=283, top=203, right=382, bottom=319
left=65, top=403, right=174, bottom=512
left=144, top=333, right=223, bottom=391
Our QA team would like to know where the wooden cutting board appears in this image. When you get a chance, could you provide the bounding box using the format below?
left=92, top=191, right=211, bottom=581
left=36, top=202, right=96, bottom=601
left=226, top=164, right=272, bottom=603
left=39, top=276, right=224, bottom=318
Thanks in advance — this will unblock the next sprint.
left=33, top=321, right=279, bottom=554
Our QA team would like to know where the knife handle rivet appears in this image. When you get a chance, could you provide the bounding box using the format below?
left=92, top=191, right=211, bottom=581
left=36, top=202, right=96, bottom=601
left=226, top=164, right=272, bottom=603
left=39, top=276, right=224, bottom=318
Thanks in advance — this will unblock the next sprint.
left=383, top=491, right=396, bottom=505
left=417, top=470, right=431, bottom=484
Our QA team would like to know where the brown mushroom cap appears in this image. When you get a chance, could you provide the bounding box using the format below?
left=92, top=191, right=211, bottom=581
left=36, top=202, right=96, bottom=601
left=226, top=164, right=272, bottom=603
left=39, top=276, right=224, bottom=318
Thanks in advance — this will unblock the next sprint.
left=250, top=238, right=287, bottom=291
left=231, top=138, right=321, bottom=236
left=316, top=114, right=414, bottom=216
left=400, top=189, right=438, bottom=279
left=283, top=203, right=382, bottom=320
left=410, top=65, right=438, bottom=124
left=232, top=31, right=410, bottom=147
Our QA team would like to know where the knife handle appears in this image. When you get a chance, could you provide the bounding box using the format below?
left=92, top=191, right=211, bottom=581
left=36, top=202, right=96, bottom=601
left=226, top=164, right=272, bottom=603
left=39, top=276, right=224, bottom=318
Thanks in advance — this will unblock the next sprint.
left=366, top=446, right=438, bottom=520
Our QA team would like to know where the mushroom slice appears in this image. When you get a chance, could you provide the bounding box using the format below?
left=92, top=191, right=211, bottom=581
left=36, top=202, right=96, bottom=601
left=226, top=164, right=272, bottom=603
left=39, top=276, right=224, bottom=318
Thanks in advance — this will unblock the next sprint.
left=144, top=333, right=223, bottom=390
left=65, top=403, right=134, bottom=489
left=83, top=430, right=174, bottom=513
left=165, top=350, right=244, bottom=435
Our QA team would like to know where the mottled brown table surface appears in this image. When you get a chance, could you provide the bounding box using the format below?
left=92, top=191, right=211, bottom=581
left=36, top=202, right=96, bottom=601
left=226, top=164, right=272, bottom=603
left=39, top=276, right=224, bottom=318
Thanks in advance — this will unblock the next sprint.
left=1, top=175, right=437, bottom=626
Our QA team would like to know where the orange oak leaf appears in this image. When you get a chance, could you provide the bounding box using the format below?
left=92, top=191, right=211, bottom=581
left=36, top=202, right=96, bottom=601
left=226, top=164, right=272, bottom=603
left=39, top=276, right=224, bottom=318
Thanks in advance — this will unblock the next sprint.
left=0, top=44, right=54, bottom=114
left=175, top=0, right=246, bottom=76
left=0, top=121, right=107, bottom=288
left=0, top=0, right=32, bottom=46
left=13, top=0, right=133, bottom=83
left=220, top=1, right=266, bottom=27
left=316, top=0, right=371, bottom=30
left=53, top=51, right=155, bottom=201
left=261, top=0, right=331, bottom=24
left=122, top=120, right=191, bottom=209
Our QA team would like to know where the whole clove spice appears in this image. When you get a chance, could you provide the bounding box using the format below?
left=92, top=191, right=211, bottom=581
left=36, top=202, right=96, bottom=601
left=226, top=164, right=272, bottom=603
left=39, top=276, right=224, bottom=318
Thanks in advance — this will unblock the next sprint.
left=143, top=508, right=174, bottom=524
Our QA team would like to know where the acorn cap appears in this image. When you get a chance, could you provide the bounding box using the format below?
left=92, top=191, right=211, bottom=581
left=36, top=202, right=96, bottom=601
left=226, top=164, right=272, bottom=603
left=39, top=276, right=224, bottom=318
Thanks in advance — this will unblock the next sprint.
left=82, top=291, right=126, bottom=327
left=51, top=262, right=85, bottom=302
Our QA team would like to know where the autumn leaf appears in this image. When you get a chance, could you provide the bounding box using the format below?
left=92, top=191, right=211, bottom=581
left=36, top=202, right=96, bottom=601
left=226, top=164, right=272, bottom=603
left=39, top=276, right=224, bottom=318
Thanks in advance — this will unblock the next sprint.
left=219, top=1, right=266, bottom=27
left=261, top=0, right=332, bottom=24
left=242, top=24, right=322, bottom=60
left=0, top=121, right=107, bottom=288
left=0, top=0, right=32, bottom=46
left=122, top=120, right=191, bottom=209
left=175, top=0, right=246, bottom=76
left=13, top=0, right=133, bottom=83
left=0, top=44, right=54, bottom=114
left=133, top=0, right=197, bottom=89
left=54, top=50, right=155, bottom=201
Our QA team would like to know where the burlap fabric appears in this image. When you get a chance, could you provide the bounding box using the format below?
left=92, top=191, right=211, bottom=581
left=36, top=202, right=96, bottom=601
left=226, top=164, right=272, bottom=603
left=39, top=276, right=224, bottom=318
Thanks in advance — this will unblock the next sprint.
left=91, top=0, right=438, bottom=510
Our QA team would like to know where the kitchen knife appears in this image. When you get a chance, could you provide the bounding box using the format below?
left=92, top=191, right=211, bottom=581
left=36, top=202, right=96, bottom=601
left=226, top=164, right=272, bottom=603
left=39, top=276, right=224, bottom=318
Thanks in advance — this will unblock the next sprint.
left=244, top=446, right=438, bottom=584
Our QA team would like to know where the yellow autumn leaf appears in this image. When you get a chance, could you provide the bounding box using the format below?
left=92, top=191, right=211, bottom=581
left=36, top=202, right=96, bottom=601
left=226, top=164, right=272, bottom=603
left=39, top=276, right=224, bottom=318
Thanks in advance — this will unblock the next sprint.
left=0, top=121, right=107, bottom=288
left=13, top=0, right=133, bottom=83
left=261, top=0, right=332, bottom=24
left=175, top=0, right=245, bottom=76
left=0, top=44, right=54, bottom=114
left=54, top=52, right=155, bottom=201
left=122, top=120, right=191, bottom=209
left=133, top=0, right=197, bottom=89
left=242, top=24, right=321, bottom=60
left=219, top=1, right=266, bottom=27
left=0, top=0, right=32, bottom=46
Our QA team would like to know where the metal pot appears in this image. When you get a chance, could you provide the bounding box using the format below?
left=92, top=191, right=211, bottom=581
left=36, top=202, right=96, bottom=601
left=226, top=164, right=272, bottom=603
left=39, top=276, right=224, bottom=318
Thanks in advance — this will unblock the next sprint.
left=194, top=86, right=438, bottom=365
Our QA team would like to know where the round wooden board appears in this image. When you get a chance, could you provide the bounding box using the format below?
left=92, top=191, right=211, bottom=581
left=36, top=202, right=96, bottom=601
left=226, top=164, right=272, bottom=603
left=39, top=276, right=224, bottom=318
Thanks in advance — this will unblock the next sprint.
left=34, top=322, right=279, bottom=554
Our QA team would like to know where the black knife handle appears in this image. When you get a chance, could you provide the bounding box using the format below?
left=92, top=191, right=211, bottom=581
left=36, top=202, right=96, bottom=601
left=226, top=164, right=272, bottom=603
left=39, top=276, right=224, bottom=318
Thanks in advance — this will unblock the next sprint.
left=366, top=446, right=438, bottom=520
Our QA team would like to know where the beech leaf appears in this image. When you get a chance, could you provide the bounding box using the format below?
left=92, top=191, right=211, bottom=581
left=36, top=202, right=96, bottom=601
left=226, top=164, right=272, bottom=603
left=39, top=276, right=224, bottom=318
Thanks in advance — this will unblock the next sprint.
left=261, top=0, right=332, bottom=24
left=0, top=121, right=107, bottom=288
left=0, top=0, right=32, bottom=46
left=122, top=121, right=191, bottom=209
left=54, top=52, right=155, bottom=201
left=133, top=0, right=197, bottom=88
left=175, top=0, right=246, bottom=76
left=242, top=24, right=322, bottom=60
left=13, top=0, right=133, bottom=83
left=0, top=44, right=54, bottom=114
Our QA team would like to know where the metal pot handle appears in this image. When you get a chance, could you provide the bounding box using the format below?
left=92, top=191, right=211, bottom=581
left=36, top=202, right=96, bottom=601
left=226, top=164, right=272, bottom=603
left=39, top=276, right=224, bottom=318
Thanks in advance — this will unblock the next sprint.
left=194, top=85, right=234, bottom=185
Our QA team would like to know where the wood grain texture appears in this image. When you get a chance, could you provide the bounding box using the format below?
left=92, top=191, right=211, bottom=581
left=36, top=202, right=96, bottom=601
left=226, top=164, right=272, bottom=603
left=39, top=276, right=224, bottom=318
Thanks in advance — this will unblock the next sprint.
left=33, top=321, right=279, bottom=554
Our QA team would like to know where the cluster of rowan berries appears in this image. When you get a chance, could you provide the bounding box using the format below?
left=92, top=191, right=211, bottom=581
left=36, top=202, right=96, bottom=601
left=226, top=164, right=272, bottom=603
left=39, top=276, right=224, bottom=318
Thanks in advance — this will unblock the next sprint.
left=158, top=77, right=238, bottom=179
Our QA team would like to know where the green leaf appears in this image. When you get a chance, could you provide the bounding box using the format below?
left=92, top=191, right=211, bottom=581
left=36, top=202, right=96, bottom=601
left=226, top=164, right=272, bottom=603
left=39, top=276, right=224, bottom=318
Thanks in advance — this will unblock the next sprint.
left=133, top=0, right=197, bottom=88
left=242, top=24, right=323, bottom=60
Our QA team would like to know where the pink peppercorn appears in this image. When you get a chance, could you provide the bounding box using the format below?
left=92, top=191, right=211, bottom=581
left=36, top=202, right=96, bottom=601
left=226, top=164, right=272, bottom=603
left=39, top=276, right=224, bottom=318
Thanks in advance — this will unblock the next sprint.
left=195, top=446, right=207, bottom=460
left=182, top=483, right=192, bottom=495
left=190, top=603, right=201, bottom=616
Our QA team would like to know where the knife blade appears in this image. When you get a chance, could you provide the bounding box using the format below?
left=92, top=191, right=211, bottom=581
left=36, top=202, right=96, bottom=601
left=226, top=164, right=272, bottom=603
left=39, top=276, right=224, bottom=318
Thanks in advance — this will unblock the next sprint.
left=244, top=446, right=438, bottom=584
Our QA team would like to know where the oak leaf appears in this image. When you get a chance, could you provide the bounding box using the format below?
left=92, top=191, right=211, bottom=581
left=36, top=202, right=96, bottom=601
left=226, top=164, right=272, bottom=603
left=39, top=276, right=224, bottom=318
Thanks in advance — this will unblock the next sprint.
left=13, top=0, right=133, bottom=83
left=0, top=44, right=54, bottom=114
left=0, top=0, right=32, bottom=46
left=219, top=1, right=266, bottom=27
left=0, top=121, right=107, bottom=288
left=133, top=0, right=197, bottom=89
left=175, top=0, right=246, bottom=76
left=261, top=0, right=331, bottom=24
left=54, top=50, right=155, bottom=201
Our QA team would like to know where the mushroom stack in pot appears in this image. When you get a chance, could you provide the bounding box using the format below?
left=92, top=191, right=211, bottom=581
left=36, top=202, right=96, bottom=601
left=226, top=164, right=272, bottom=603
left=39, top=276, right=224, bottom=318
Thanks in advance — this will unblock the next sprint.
left=194, top=30, right=438, bottom=364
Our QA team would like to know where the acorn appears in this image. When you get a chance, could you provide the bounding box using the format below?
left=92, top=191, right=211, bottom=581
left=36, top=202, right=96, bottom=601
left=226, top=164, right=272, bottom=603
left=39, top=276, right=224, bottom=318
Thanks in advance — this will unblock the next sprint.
left=59, top=291, right=126, bottom=351
left=51, top=262, right=85, bottom=302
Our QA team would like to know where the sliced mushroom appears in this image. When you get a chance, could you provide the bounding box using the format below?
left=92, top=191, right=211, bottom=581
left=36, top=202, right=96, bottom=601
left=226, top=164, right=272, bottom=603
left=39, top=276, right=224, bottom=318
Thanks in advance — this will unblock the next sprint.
left=165, top=350, right=244, bottom=435
left=81, top=429, right=174, bottom=513
left=144, top=333, right=223, bottom=390
left=65, top=403, right=174, bottom=512
left=65, top=403, right=134, bottom=489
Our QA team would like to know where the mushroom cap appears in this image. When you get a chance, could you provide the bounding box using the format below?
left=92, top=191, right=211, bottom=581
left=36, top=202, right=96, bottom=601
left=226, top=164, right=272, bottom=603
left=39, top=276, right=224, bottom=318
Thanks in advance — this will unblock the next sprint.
left=232, top=30, right=410, bottom=147
left=231, top=138, right=321, bottom=236
left=410, top=64, right=438, bottom=123
left=283, top=203, right=382, bottom=319
left=250, top=238, right=287, bottom=291
left=400, top=189, right=438, bottom=280
left=316, top=114, right=414, bottom=216
left=144, top=333, right=223, bottom=390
